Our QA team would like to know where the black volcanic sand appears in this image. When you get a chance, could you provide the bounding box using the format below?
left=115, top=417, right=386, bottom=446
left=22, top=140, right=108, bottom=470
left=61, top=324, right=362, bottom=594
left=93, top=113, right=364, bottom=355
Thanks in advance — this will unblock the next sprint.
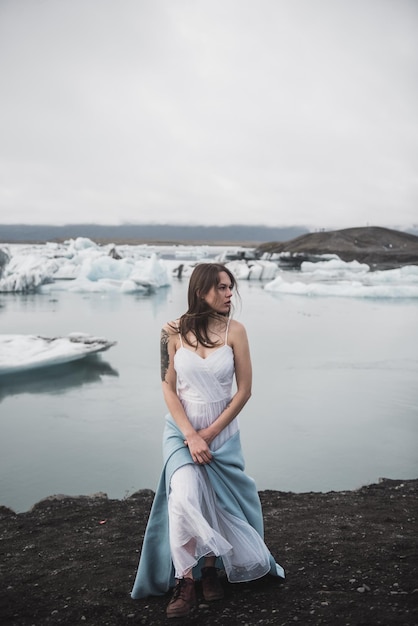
left=1, top=479, right=417, bottom=625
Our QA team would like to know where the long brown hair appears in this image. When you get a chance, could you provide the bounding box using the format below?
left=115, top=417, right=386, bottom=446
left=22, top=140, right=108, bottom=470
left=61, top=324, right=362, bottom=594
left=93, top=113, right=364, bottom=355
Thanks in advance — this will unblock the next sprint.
left=175, top=263, right=238, bottom=347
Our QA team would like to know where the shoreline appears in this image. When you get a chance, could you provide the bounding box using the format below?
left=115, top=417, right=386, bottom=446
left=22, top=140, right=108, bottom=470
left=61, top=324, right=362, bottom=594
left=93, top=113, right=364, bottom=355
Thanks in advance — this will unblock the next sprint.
left=1, top=477, right=416, bottom=625
left=1, top=473, right=417, bottom=515
left=4, top=473, right=417, bottom=516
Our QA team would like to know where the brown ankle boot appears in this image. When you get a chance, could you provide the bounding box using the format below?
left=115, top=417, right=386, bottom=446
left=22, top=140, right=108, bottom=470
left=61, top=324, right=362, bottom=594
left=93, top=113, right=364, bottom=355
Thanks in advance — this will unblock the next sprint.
left=166, top=578, right=196, bottom=619
left=201, top=566, right=224, bottom=601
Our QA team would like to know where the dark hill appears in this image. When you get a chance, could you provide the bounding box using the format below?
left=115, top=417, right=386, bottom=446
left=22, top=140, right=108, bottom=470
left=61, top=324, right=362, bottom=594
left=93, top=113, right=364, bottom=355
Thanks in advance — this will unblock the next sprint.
left=256, top=226, right=418, bottom=269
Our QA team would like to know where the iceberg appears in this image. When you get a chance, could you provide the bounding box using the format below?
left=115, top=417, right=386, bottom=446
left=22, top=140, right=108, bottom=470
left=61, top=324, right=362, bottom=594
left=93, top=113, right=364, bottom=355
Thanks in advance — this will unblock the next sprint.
left=0, top=239, right=171, bottom=293
left=47, top=252, right=170, bottom=293
left=226, top=260, right=279, bottom=280
left=0, top=250, right=59, bottom=292
left=301, top=258, right=370, bottom=276
left=0, top=333, right=117, bottom=375
left=265, top=259, right=418, bottom=298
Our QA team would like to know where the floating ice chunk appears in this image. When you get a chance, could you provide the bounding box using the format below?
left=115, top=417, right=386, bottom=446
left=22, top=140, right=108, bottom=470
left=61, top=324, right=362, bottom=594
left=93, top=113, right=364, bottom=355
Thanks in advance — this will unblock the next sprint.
left=216, top=248, right=256, bottom=263
left=0, top=248, right=9, bottom=274
left=0, top=333, right=117, bottom=375
left=174, top=246, right=209, bottom=260
left=225, top=260, right=251, bottom=280
left=364, top=265, right=418, bottom=285
left=130, top=254, right=171, bottom=288
left=264, top=257, right=418, bottom=298
left=264, top=268, right=418, bottom=298
left=53, top=261, right=82, bottom=280
left=226, top=260, right=278, bottom=280
left=0, top=253, right=58, bottom=292
left=66, top=237, right=99, bottom=251
left=120, top=279, right=145, bottom=293
left=301, top=259, right=370, bottom=274
left=298, top=259, right=370, bottom=283
left=42, top=252, right=171, bottom=293
left=78, top=256, right=134, bottom=281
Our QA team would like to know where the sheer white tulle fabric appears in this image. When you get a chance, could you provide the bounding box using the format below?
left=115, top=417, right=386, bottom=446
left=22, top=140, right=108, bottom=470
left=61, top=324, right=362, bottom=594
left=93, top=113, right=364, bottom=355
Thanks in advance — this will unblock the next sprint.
left=168, top=340, right=271, bottom=582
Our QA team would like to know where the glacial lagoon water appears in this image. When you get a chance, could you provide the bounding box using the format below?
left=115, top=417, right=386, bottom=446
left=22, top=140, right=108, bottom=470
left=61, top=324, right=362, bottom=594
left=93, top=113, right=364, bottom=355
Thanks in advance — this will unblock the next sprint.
left=1, top=267, right=417, bottom=512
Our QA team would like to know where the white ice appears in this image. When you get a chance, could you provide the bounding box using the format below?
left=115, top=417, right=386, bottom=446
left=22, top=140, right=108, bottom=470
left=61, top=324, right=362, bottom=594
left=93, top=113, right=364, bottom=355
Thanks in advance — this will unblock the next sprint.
left=225, top=260, right=279, bottom=280
left=0, top=249, right=59, bottom=292
left=265, top=260, right=418, bottom=298
left=0, top=239, right=171, bottom=293
left=1, top=241, right=417, bottom=298
left=0, top=333, right=117, bottom=375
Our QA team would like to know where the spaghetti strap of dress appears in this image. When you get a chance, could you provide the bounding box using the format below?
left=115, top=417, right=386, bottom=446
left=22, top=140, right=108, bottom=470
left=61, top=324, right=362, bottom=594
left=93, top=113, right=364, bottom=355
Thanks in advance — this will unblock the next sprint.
left=224, top=318, right=230, bottom=345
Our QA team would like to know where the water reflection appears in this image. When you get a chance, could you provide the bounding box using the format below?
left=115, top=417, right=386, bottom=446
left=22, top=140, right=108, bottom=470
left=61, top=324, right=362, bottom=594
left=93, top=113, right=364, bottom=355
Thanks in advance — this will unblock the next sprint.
left=0, top=356, right=118, bottom=401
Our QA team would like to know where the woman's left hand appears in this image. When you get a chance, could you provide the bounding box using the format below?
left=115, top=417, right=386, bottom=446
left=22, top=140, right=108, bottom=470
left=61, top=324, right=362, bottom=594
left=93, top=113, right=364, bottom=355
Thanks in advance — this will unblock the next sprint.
left=183, top=432, right=213, bottom=464
left=183, top=427, right=215, bottom=462
left=196, top=426, right=215, bottom=447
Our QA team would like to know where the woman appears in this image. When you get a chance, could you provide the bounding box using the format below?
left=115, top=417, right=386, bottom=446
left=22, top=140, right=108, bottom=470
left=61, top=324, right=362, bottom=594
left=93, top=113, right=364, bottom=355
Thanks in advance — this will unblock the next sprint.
left=131, top=263, right=284, bottom=618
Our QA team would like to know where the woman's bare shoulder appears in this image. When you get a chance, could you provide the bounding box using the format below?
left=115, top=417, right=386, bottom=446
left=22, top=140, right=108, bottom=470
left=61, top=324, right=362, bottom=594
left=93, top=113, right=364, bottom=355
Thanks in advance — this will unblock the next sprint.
left=161, top=320, right=180, bottom=336
left=228, top=319, right=248, bottom=340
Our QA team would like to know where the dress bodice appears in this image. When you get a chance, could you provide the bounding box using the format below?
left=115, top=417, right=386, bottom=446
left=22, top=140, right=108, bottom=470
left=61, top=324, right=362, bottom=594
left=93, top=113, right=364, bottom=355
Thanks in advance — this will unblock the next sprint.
left=174, top=344, right=234, bottom=404
left=173, top=343, right=238, bottom=450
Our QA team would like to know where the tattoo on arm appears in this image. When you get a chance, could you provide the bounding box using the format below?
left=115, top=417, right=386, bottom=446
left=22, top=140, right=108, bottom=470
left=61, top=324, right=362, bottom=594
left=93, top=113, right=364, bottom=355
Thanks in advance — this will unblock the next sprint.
left=160, top=329, right=170, bottom=383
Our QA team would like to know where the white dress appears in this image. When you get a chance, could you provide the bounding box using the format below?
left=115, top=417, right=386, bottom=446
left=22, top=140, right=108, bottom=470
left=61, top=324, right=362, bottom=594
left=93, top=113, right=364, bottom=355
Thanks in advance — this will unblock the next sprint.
left=167, top=326, right=272, bottom=582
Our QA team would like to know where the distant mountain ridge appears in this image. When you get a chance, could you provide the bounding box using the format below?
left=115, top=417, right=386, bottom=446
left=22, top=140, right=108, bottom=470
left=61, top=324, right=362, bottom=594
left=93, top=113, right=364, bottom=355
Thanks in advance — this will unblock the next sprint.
left=0, top=223, right=308, bottom=244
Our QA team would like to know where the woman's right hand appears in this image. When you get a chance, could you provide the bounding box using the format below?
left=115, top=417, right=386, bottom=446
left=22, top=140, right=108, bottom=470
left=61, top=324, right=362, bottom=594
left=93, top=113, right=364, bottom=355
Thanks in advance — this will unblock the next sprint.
left=184, top=432, right=213, bottom=465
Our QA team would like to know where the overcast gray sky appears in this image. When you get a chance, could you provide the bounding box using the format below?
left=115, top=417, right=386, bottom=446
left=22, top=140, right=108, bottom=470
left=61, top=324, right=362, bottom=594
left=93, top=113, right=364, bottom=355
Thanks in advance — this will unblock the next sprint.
left=1, top=0, right=417, bottom=229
